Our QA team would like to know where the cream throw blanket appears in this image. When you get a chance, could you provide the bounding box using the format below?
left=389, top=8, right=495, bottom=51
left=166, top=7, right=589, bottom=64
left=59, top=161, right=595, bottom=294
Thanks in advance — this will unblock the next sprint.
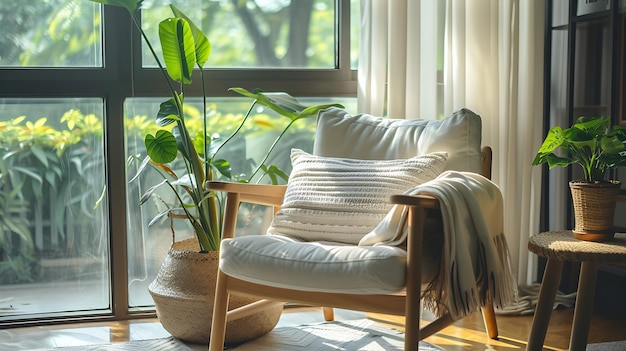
left=359, top=171, right=517, bottom=320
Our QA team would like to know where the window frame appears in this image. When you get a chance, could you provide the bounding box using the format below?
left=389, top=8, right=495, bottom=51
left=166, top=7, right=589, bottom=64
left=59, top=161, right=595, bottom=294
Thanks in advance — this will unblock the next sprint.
left=0, top=1, right=355, bottom=326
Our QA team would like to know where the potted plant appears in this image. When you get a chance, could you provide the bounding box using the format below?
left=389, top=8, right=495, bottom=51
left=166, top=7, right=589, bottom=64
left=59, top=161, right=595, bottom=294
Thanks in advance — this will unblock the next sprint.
left=532, top=116, right=626, bottom=242
left=91, top=0, right=343, bottom=344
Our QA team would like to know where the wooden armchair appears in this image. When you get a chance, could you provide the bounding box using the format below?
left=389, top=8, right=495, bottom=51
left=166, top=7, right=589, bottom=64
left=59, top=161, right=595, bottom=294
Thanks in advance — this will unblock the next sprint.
left=207, top=108, right=510, bottom=351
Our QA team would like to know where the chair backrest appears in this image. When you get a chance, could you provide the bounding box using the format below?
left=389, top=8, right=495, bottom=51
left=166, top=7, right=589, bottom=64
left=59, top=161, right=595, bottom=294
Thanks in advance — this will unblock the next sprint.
left=313, top=107, right=483, bottom=174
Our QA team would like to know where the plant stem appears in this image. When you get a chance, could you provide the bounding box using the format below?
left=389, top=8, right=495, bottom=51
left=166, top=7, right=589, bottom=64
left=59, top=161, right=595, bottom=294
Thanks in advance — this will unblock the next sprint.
left=249, top=119, right=296, bottom=183
left=130, top=15, right=178, bottom=107
left=212, top=100, right=258, bottom=160
left=198, top=68, right=218, bottom=244
left=164, top=179, right=212, bottom=251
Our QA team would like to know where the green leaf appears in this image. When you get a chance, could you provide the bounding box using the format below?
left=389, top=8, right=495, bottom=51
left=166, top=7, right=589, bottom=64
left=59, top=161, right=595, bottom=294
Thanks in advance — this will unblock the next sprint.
left=611, top=125, right=626, bottom=139
left=159, top=18, right=195, bottom=84
left=600, top=153, right=626, bottom=168
left=193, top=130, right=206, bottom=157
left=89, top=0, right=143, bottom=14
left=148, top=210, right=171, bottom=227
left=546, top=153, right=577, bottom=168
left=536, top=126, right=565, bottom=154
left=139, top=179, right=168, bottom=206
left=145, top=130, right=178, bottom=164
left=229, top=88, right=344, bottom=121
left=30, top=145, right=49, bottom=168
left=11, top=166, right=43, bottom=185
left=212, top=159, right=231, bottom=178
left=45, top=170, right=56, bottom=188
left=172, top=126, right=205, bottom=188
left=128, top=155, right=151, bottom=184
left=169, top=5, right=211, bottom=68
left=600, top=135, right=625, bottom=154
left=260, top=164, right=289, bottom=185
left=565, top=127, right=594, bottom=142
left=171, top=173, right=195, bottom=188
left=206, top=134, right=223, bottom=158
left=156, top=96, right=182, bottom=126
left=573, top=116, right=609, bottom=135
left=229, top=88, right=297, bottom=119
left=298, top=104, right=346, bottom=119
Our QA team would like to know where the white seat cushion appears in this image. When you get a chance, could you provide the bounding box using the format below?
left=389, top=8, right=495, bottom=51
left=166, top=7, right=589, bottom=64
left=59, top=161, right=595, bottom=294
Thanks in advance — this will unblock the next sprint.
left=220, top=235, right=410, bottom=294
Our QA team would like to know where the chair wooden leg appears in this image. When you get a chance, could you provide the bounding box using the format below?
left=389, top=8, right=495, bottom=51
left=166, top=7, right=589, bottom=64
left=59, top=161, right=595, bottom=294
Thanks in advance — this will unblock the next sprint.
left=404, top=206, right=424, bottom=351
left=322, top=307, right=334, bottom=321
left=481, top=303, right=499, bottom=339
left=228, top=300, right=285, bottom=322
left=209, top=270, right=230, bottom=351
left=419, top=313, right=453, bottom=339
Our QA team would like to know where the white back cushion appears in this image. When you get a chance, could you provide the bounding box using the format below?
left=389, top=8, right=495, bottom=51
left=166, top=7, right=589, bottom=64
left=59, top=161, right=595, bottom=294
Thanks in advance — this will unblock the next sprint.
left=267, top=149, right=447, bottom=245
left=313, top=107, right=482, bottom=173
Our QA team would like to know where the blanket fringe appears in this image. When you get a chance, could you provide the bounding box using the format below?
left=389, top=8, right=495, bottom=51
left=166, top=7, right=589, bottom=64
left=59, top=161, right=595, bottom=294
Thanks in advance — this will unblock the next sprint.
left=422, top=232, right=517, bottom=319
left=492, top=233, right=518, bottom=309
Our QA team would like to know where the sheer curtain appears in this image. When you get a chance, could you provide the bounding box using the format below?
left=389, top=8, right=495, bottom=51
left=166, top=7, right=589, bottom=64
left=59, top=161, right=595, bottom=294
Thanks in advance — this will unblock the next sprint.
left=358, top=0, right=545, bottom=286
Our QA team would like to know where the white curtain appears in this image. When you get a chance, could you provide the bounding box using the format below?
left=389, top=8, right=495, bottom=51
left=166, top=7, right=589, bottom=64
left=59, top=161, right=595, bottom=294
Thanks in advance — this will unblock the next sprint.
left=358, top=0, right=545, bottom=286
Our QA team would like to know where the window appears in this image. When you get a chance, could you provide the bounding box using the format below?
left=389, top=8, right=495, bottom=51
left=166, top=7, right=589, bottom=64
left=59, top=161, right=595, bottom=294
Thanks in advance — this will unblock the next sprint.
left=141, top=1, right=336, bottom=68
left=0, top=1, right=357, bottom=325
left=0, top=99, right=109, bottom=318
left=0, top=1, right=102, bottom=67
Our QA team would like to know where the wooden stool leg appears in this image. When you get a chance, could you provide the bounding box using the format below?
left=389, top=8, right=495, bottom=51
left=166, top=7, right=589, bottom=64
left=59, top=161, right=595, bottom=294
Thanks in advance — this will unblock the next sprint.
left=526, top=258, right=564, bottom=351
left=569, top=261, right=598, bottom=351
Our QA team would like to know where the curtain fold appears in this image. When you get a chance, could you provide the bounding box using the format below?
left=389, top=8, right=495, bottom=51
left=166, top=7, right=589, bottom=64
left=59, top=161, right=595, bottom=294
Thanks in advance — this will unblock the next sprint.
left=358, top=0, right=440, bottom=119
left=358, top=0, right=545, bottom=286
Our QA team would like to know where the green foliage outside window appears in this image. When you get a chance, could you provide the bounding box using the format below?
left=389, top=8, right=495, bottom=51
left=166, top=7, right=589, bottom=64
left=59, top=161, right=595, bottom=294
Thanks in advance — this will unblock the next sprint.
left=0, top=0, right=338, bottom=68
left=0, top=106, right=316, bottom=284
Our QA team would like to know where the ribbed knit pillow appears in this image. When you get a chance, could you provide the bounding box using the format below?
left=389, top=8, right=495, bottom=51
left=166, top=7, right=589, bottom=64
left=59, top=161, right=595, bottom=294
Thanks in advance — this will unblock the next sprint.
left=267, top=149, right=448, bottom=245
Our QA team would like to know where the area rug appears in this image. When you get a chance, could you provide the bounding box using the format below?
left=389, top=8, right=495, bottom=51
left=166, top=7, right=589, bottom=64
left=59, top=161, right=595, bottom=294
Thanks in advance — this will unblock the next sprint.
left=583, top=340, right=626, bottom=351
left=229, top=319, right=443, bottom=351
left=24, top=319, right=441, bottom=351
left=26, top=337, right=193, bottom=351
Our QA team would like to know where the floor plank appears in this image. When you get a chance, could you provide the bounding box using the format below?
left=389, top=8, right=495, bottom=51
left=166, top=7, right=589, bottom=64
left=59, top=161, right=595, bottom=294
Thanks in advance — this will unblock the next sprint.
left=1, top=306, right=624, bottom=350
left=365, top=307, right=626, bottom=351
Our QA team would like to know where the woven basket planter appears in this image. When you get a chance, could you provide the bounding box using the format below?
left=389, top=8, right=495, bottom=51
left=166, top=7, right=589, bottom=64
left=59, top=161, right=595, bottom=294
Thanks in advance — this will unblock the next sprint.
left=569, top=180, right=621, bottom=242
left=148, top=238, right=283, bottom=345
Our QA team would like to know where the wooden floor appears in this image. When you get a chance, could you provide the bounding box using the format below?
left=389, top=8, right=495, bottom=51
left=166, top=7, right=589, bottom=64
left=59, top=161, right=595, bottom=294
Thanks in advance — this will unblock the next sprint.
left=360, top=307, right=626, bottom=351
left=2, top=305, right=624, bottom=350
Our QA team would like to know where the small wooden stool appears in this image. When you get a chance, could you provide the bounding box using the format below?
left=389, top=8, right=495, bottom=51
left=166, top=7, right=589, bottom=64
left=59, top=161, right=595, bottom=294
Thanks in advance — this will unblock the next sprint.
left=526, top=231, right=626, bottom=351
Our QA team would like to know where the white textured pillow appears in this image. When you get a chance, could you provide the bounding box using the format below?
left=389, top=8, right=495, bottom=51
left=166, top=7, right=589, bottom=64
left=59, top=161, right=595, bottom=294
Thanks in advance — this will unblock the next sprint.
left=267, top=149, right=448, bottom=245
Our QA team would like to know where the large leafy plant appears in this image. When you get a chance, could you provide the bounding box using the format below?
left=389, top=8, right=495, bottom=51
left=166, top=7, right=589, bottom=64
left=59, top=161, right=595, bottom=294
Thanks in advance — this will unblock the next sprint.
left=91, top=0, right=343, bottom=252
left=532, top=116, right=626, bottom=183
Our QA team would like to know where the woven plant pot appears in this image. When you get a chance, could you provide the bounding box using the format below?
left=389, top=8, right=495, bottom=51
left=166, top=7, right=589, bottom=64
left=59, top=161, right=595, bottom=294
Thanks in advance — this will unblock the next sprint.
left=569, top=180, right=621, bottom=242
left=148, top=238, right=283, bottom=344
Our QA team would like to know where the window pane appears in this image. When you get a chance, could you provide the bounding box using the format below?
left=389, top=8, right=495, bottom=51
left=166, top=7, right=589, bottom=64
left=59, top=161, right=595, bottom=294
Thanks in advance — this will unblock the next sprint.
left=0, top=99, right=110, bottom=318
left=0, top=1, right=102, bottom=67
left=141, top=0, right=336, bottom=68
left=351, top=0, right=360, bottom=70
left=552, top=0, right=569, bottom=27
left=547, top=28, right=570, bottom=230
left=125, top=96, right=356, bottom=308
left=573, top=19, right=611, bottom=118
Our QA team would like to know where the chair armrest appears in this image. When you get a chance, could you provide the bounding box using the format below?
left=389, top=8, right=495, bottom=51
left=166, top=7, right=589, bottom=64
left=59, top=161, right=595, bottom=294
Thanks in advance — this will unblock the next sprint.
left=389, top=194, right=440, bottom=209
left=206, top=181, right=286, bottom=207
